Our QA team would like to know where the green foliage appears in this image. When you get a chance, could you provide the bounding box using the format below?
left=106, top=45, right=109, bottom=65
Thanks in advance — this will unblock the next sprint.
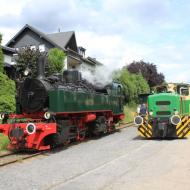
left=127, top=60, right=165, bottom=87
left=0, top=34, right=4, bottom=73
left=117, top=69, right=150, bottom=104
left=0, top=72, right=15, bottom=112
left=16, top=47, right=66, bottom=78
left=16, top=46, right=44, bottom=78
left=48, top=48, right=66, bottom=73
left=0, top=134, right=9, bottom=150
left=123, top=105, right=137, bottom=123
left=0, top=35, right=15, bottom=113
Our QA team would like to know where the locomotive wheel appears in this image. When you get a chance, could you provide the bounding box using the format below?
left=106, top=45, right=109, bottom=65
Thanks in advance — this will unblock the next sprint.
left=92, top=116, right=107, bottom=136
left=77, top=128, right=86, bottom=141
left=44, top=120, right=70, bottom=148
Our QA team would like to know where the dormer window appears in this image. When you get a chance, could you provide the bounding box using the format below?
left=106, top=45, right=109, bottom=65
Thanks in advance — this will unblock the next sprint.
left=78, top=46, right=86, bottom=58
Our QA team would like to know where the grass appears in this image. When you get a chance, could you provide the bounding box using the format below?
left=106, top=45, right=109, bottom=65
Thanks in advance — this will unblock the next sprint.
left=123, top=104, right=137, bottom=123
left=0, top=134, right=9, bottom=151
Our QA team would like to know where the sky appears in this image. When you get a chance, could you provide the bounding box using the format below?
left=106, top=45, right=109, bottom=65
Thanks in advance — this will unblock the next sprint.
left=0, top=0, right=190, bottom=83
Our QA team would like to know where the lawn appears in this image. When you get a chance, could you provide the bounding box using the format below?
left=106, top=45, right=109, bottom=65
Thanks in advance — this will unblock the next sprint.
left=123, top=105, right=137, bottom=123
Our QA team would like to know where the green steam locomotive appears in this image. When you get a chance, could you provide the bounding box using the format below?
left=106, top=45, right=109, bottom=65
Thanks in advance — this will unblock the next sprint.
left=0, top=56, right=124, bottom=151
left=134, top=83, right=190, bottom=138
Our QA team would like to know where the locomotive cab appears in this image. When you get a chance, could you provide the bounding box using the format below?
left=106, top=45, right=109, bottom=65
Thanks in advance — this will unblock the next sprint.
left=135, top=83, right=190, bottom=139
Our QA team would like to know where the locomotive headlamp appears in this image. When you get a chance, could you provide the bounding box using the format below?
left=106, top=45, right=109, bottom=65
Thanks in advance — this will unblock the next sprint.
left=174, top=108, right=179, bottom=115
left=149, top=110, right=153, bottom=116
left=137, top=106, right=140, bottom=114
left=44, top=112, right=51, bottom=119
left=24, top=68, right=31, bottom=76
left=174, top=110, right=179, bottom=115
left=0, top=113, right=5, bottom=120
left=170, top=115, right=181, bottom=125
left=134, top=116, right=143, bottom=125
left=26, top=123, right=36, bottom=135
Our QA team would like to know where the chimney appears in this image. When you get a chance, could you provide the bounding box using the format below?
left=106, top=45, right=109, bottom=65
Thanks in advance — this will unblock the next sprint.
left=37, top=56, right=46, bottom=79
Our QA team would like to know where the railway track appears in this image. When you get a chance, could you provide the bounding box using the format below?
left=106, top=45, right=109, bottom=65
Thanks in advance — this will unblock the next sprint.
left=0, top=151, right=44, bottom=167
left=0, top=122, right=134, bottom=167
left=117, top=121, right=134, bottom=129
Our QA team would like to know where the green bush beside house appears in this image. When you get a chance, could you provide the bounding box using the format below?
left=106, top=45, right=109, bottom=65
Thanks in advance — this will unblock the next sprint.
left=0, top=35, right=16, bottom=113
left=0, top=34, right=15, bottom=150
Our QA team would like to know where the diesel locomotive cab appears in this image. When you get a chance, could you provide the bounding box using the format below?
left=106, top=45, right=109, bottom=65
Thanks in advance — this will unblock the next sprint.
left=135, top=83, right=190, bottom=138
left=147, top=93, right=181, bottom=138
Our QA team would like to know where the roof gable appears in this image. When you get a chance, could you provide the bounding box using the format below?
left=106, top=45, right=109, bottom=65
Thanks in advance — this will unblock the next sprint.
left=46, top=31, right=78, bottom=52
left=6, top=24, right=78, bottom=52
left=6, top=24, right=61, bottom=49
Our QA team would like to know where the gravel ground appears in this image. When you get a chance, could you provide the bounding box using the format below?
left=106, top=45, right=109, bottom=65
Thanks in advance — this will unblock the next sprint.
left=0, top=127, right=190, bottom=190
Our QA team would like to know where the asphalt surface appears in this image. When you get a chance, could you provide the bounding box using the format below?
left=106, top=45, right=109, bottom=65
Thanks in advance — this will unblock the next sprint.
left=0, top=127, right=190, bottom=190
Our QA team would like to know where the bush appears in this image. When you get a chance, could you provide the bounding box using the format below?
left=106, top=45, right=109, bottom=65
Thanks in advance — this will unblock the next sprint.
left=0, top=134, right=9, bottom=150
left=0, top=72, right=15, bottom=112
left=117, top=69, right=150, bottom=104
left=48, top=48, right=66, bottom=73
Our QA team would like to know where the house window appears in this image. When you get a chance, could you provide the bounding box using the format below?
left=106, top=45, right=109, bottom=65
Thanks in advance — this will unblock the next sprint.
left=39, top=44, right=45, bottom=52
left=30, top=45, right=36, bottom=50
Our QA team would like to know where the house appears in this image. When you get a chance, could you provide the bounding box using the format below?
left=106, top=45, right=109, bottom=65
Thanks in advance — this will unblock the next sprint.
left=80, top=56, right=102, bottom=73
left=5, top=24, right=102, bottom=72
left=1, top=45, right=16, bottom=79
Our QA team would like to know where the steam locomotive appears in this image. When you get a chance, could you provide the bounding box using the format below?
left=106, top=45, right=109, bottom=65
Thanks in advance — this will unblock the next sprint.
left=134, top=83, right=190, bottom=138
left=0, top=56, right=124, bottom=150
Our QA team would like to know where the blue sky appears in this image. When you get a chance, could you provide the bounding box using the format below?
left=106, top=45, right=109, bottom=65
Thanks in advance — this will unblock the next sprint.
left=0, top=0, right=190, bottom=82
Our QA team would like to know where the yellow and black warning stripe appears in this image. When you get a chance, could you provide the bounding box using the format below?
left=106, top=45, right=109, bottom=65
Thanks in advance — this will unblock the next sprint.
left=176, top=116, right=190, bottom=138
left=138, top=119, right=152, bottom=138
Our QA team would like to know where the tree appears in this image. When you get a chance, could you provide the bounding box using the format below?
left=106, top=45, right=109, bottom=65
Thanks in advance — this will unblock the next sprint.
left=0, top=34, right=15, bottom=112
left=0, top=34, right=4, bottom=73
left=116, top=69, right=150, bottom=104
left=15, top=46, right=44, bottom=78
left=127, top=60, right=165, bottom=87
left=48, top=48, right=66, bottom=73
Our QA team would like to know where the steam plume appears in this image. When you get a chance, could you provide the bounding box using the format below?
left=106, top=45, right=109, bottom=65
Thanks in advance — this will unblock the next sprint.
left=81, top=65, right=115, bottom=87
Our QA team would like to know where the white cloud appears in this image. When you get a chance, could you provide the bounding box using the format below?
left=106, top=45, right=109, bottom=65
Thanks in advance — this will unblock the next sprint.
left=1, top=27, right=20, bottom=44
left=0, top=0, right=27, bottom=16
left=1, top=0, right=190, bottom=83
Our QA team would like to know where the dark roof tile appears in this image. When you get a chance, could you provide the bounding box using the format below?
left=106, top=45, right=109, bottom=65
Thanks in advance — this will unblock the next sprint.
left=46, top=31, right=75, bottom=50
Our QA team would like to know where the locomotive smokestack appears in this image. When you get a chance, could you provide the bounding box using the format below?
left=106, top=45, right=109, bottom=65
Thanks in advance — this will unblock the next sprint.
left=37, top=56, right=45, bottom=79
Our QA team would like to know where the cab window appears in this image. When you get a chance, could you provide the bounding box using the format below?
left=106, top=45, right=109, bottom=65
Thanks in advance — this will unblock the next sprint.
left=177, top=85, right=189, bottom=96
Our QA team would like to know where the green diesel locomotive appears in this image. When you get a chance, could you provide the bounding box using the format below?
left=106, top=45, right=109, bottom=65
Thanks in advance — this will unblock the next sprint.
left=134, top=83, right=190, bottom=138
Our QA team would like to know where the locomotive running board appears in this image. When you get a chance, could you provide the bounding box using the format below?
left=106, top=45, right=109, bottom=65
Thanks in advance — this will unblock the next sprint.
left=138, top=119, right=152, bottom=138
left=176, top=116, right=190, bottom=138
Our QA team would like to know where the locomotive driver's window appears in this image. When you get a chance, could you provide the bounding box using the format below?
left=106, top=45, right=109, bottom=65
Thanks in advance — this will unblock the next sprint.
left=156, top=86, right=167, bottom=93
left=178, top=86, right=189, bottom=96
